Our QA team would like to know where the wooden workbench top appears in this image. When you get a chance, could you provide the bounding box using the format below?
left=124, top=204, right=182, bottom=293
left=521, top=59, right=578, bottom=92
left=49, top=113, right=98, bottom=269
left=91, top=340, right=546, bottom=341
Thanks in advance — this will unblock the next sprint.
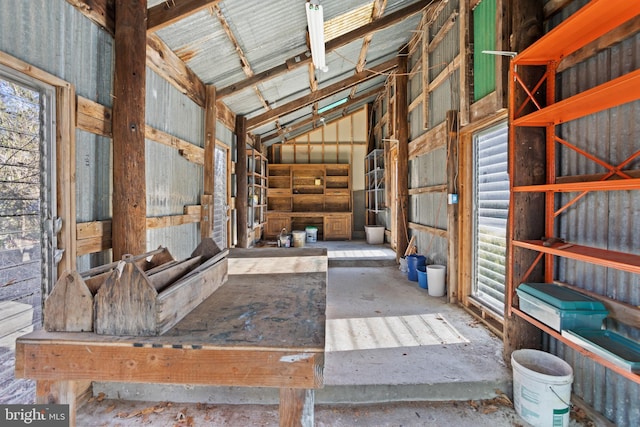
left=18, top=248, right=327, bottom=352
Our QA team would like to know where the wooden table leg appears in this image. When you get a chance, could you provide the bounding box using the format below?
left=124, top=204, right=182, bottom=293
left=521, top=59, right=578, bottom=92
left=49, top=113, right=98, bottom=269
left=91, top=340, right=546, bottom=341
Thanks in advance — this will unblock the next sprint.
left=279, top=388, right=314, bottom=427
left=36, top=380, right=91, bottom=427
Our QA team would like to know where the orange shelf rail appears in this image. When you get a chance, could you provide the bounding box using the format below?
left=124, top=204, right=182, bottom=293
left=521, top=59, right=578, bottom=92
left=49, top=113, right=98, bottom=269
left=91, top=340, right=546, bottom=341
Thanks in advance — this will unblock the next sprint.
left=514, top=0, right=640, bottom=65
left=513, top=69, right=640, bottom=127
left=512, top=240, right=640, bottom=275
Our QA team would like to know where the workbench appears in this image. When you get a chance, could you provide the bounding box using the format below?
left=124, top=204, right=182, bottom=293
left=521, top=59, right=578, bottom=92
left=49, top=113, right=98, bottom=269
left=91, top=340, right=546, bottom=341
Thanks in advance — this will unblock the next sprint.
left=15, top=248, right=327, bottom=427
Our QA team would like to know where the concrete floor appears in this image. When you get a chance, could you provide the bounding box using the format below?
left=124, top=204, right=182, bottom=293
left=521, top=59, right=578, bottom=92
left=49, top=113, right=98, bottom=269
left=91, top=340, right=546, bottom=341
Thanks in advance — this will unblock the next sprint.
left=79, top=240, right=596, bottom=426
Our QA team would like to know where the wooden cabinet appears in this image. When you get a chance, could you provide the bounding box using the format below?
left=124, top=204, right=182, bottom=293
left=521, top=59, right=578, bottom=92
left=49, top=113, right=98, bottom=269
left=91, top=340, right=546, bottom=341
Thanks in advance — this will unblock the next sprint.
left=266, top=164, right=352, bottom=240
left=324, top=214, right=352, bottom=240
left=507, top=0, right=640, bottom=383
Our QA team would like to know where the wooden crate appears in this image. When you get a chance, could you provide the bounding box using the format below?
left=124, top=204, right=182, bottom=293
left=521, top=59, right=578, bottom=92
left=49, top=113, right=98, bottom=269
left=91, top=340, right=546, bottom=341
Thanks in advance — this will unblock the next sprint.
left=44, top=238, right=228, bottom=336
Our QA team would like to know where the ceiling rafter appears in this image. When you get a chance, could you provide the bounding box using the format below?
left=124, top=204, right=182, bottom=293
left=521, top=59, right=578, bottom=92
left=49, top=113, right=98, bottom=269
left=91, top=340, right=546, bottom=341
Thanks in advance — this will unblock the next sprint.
left=147, top=0, right=223, bottom=33
left=261, top=86, right=385, bottom=144
left=247, top=58, right=397, bottom=130
left=209, top=4, right=282, bottom=136
left=217, top=0, right=431, bottom=99
left=345, top=0, right=387, bottom=115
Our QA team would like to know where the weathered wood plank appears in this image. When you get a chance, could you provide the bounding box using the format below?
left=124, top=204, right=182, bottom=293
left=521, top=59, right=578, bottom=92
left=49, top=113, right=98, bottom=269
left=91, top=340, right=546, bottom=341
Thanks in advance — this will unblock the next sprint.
left=35, top=380, right=92, bottom=427
left=156, top=254, right=228, bottom=334
left=147, top=0, right=222, bottom=33
left=203, top=85, right=217, bottom=239
left=395, top=51, right=409, bottom=260
left=44, top=271, right=93, bottom=332
left=77, top=96, right=112, bottom=137
left=279, top=388, right=314, bottom=427
left=112, top=0, right=147, bottom=260
left=236, top=116, right=249, bottom=247
left=147, top=255, right=202, bottom=293
left=57, top=84, right=78, bottom=273
left=146, top=33, right=206, bottom=108
left=18, top=344, right=322, bottom=389
left=94, top=259, right=158, bottom=336
left=145, top=126, right=205, bottom=164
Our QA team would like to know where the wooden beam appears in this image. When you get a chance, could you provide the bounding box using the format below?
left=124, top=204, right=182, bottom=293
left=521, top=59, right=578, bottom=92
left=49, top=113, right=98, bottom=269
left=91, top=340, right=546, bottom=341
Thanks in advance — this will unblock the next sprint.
left=279, top=389, right=314, bottom=427
left=76, top=96, right=205, bottom=164
left=66, top=0, right=114, bottom=35
left=408, top=222, right=447, bottom=238
left=446, top=110, right=458, bottom=303
left=56, top=85, right=77, bottom=274
left=76, top=206, right=203, bottom=255
left=76, top=96, right=112, bottom=137
left=236, top=116, right=248, bottom=248
left=247, top=59, right=397, bottom=130
left=66, top=1, right=207, bottom=109
left=261, top=88, right=383, bottom=144
left=146, top=33, right=206, bottom=108
left=147, top=0, right=222, bottom=33
left=217, top=0, right=431, bottom=98
left=395, top=50, right=409, bottom=261
left=203, top=85, right=217, bottom=239
left=504, top=0, right=544, bottom=361
left=112, top=0, right=147, bottom=260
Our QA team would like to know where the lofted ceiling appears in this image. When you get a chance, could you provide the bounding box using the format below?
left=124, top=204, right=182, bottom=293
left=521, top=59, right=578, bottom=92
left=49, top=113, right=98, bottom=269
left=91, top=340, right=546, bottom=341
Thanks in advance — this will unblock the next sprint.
left=145, top=0, right=432, bottom=146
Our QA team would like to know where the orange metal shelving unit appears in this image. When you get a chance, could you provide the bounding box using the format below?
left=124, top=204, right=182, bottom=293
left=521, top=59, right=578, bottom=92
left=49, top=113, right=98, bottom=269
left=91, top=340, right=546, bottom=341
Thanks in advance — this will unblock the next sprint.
left=506, top=0, right=640, bottom=384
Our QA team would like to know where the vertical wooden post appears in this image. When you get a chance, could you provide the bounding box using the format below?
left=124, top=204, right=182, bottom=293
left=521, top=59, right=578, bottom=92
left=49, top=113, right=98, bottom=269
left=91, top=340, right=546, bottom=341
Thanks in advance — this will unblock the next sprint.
left=446, top=110, right=459, bottom=303
left=395, top=49, right=409, bottom=261
left=36, top=380, right=92, bottom=427
left=279, top=388, right=314, bottom=427
left=56, top=84, right=77, bottom=275
left=236, top=115, right=248, bottom=248
left=504, top=0, right=544, bottom=361
left=112, top=0, right=147, bottom=260
left=202, top=85, right=217, bottom=240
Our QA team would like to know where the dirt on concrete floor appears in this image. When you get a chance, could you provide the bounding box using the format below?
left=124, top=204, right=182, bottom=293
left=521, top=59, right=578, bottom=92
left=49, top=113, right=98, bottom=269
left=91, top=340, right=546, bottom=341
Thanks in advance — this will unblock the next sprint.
left=77, top=393, right=596, bottom=427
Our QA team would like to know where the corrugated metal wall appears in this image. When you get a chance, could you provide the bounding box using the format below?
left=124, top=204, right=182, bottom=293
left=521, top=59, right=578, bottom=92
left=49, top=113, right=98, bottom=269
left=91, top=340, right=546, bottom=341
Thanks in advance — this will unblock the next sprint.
left=544, top=3, right=640, bottom=425
left=146, top=70, right=204, bottom=260
left=404, top=0, right=459, bottom=264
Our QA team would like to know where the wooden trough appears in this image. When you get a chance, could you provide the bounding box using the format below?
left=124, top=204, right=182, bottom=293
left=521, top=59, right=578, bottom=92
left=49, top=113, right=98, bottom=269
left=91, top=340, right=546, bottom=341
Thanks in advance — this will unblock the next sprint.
left=44, top=238, right=228, bottom=336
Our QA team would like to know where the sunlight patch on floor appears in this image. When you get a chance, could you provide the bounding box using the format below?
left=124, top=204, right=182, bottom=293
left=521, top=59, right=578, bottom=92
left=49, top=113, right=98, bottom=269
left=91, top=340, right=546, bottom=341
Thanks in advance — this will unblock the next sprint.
left=328, top=249, right=393, bottom=258
left=326, top=313, right=469, bottom=352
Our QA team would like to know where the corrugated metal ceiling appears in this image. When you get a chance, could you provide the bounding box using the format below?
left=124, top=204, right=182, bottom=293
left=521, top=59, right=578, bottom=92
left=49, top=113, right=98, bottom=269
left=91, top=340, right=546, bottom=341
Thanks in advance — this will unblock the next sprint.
left=146, top=0, right=430, bottom=145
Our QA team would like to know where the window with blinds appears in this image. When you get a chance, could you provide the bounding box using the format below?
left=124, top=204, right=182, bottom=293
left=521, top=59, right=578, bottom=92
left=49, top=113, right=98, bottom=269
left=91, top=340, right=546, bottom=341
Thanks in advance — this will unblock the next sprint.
left=472, top=122, right=509, bottom=316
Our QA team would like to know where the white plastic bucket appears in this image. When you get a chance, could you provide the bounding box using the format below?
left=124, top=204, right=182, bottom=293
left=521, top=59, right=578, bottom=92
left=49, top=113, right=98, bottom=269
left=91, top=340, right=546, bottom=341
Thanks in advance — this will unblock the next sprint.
left=365, top=225, right=385, bottom=244
left=426, top=265, right=446, bottom=296
left=512, top=349, right=573, bottom=427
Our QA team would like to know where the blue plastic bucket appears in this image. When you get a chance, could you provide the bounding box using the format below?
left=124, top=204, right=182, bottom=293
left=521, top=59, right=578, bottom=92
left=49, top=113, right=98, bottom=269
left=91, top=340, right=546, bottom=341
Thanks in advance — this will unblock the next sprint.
left=417, top=266, right=428, bottom=289
left=407, top=254, right=426, bottom=282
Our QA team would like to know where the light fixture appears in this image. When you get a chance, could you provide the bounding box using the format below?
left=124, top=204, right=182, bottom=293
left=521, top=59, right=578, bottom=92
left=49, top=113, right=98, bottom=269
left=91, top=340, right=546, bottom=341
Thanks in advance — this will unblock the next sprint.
left=482, top=50, right=517, bottom=58
left=306, top=0, right=328, bottom=72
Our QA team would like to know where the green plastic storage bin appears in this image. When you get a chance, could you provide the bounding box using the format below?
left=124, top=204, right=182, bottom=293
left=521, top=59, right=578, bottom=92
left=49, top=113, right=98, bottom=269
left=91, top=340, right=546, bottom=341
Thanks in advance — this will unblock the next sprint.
left=516, top=283, right=608, bottom=332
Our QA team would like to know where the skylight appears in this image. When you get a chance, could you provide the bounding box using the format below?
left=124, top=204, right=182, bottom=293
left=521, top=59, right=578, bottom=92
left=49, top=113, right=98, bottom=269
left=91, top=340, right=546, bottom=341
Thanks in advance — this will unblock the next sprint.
left=318, top=97, right=348, bottom=114
left=324, top=2, right=374, bottom=42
